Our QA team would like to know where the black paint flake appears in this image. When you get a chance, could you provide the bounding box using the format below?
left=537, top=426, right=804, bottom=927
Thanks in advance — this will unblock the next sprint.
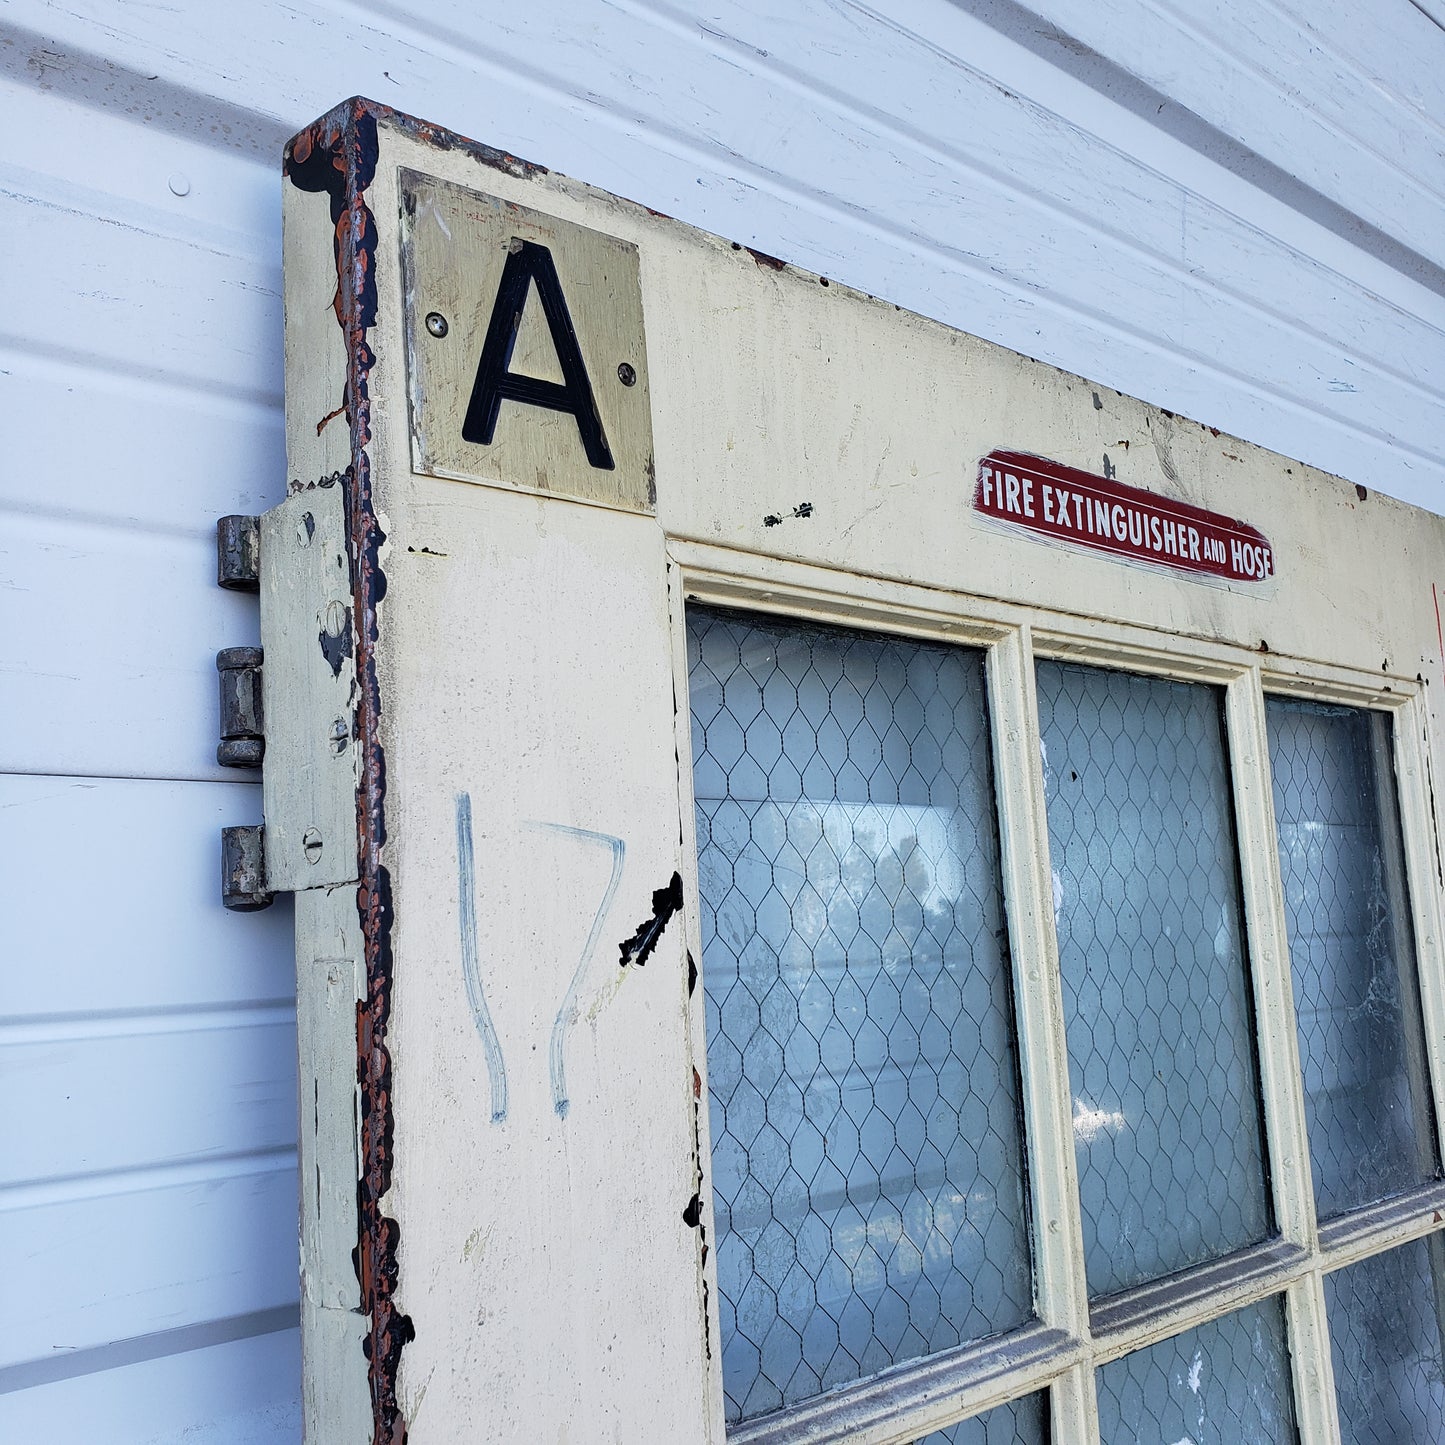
left=618, top=872, right=684, bottom=968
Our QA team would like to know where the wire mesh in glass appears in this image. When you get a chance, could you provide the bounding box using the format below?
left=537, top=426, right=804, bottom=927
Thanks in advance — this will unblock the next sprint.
left=689, top=605, right=1033, bottom=1423
left=1095, top=1295, right=1298, bottom=1444
left=1265, top=697, right=1439, bottom=1217
left=913, top=1389, right=1049, bottom=1444
left=1035, top=659, right=1271, bottom=1298
left=1324, top=1236, right=1445, bottom=1443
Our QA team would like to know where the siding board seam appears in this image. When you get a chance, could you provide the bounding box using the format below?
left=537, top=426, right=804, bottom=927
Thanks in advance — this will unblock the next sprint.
left=0, top=1305, right=301, bottom=1395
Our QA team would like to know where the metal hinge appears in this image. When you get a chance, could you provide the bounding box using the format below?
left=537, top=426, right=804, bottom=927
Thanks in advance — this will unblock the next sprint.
left=217, top=515, right=272, bottom=911
left=217, top=513, right=261, bottom=590
left=221, top=824, right=272, bottom=911
left=217, top=645, right=264, bottom=767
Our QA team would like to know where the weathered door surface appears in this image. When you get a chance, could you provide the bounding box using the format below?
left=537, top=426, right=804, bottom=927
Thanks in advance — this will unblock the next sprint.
left=273, top=98, right=1445, bottom=1444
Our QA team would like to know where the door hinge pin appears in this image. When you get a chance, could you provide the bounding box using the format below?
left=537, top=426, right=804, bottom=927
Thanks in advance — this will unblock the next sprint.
left=217, top=646, right=264, bottom=767
left=217, top=514, right=261, bottom=590
left=221, top=824, right=273, bottom=911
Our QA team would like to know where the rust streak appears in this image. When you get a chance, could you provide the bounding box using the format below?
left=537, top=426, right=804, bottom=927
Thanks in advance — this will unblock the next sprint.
left=285, top=97, right=411, bottom=1445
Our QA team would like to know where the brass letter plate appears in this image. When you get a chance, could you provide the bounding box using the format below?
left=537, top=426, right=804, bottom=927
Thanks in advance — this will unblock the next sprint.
left=399, top=169, right=654, bottom=513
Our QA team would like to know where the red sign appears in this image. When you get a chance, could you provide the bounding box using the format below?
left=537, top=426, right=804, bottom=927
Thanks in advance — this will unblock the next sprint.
left=974, top=449, right=1275, bottom=583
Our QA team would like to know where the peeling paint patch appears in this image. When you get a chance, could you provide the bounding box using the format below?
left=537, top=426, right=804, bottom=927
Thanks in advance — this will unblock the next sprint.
left=686, top=1054, right=713, bottom=1363
left=745, top=245, right=786, bottom=271
left=319, top=601, right=354, bottom=677
left=285, top=97, right=411, bottom=1445
left=762, top=501, right=814, bottom=527
left=618, top=872, right=684, bottom=968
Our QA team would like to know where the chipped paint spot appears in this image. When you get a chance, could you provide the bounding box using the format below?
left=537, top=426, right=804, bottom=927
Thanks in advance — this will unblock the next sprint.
left=762, top=501, right=813, bottom=527
left=618, top=872, right=684, bottom=967
left=285, top=96, right=411, bottom=1445
left=744, top=244, right=786, bottom=271
left=319, top=600, right=353, bottom=677
left=461, top=1224, right=493, bottom=1263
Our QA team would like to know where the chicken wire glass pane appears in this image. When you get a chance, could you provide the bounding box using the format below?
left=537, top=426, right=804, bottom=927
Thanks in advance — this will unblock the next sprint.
left=913, top=1390, right=1049, bottom=1444
left=689, top=606, right=1033, bottom=1424
left=1265, top=698, right=1439, bottom=1217
left=1035, top=660, right=1271, bottom=1298
left=1324, top=1237, right=1445, bottom=1443
left=1096, top=1295, right=1298, bottom=1444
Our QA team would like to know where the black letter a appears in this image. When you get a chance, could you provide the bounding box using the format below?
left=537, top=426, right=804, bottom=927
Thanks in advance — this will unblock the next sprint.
left=462, top=240, right=615, bottom=470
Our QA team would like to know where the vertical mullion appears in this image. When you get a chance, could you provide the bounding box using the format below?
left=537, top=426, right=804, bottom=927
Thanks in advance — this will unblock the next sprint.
left=1225, top=672, right=1335, bottom=1444
left=987, top=626, right=1092, bottom=1363
left=1371, top=710, right=1439, bottom=1172
left=1048, top=1364, right=1100, bottom=1444
left=1224, top=671, right=1316, bottom=1247
left=668, top=569, right=730, bottom=1445
left=1285, top=1274, right=1343, bottom=1445
left=1391, top=694, right=1445, bottom=1169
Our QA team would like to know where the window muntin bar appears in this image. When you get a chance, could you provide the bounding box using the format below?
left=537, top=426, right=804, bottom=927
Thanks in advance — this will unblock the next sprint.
left=1324, top=1236, right=1445, bottom=1441
left=1264, top=697, right=1441, bottom=1216
left=1035, top=660, right=1272, bottom=1298
left=1094, top=1294, right=1298, bottom=1442
left=688, top=605, right=1033, bottom=1423
left=680, top=560, right=1445, bottom=1444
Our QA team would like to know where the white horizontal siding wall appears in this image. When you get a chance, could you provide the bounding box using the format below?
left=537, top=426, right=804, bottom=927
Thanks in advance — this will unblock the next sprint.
left=1, top=0, right=1441, bottom=1438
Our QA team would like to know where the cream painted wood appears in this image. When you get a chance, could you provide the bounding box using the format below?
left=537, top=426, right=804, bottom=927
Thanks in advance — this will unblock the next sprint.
left=723, top=1323, right=1082, bottom=1445
left=293, top=888, right=366, bottom=1317
left=270, top=109, right=1445, bottom=1444
left=259, top=486, right=360, bottom=892
left=665, top=557, right=731, bottom=1444
left=1390, top=691, right=1445, bottom=1168
left=1049, top=1364, right=1100, bottom=1445
left=1225, top=671, right=1318, bottom=1250
left=987, top=628, right=1090, bottom=1339
left=293, top=886, right=372, bottom=1445
left=282, top=183, right=352, bottom=488
left=1316, top=1184, right=1445, bottom=1271
left=330, top=142, right=706, bottom=1445
left=374, top=494, right=701, bottom=1439
left=1286, top=1273, right=1344, bottom=1445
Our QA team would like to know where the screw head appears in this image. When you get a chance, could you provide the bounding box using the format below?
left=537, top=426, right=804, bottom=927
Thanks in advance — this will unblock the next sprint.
left=302, top=828, right=324, bottom=864
left=425, top=311, right=449, bottom=338
left=617, top=362, right=637, bottom=386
